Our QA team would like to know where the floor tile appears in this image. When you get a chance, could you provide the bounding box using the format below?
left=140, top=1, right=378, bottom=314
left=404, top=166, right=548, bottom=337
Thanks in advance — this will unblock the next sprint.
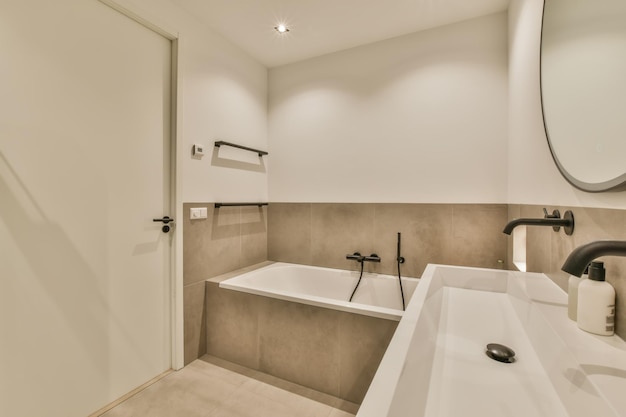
left=100, top=361, right=244, bottom=417
left=329, top=409, right=358, bottom=417
left=98, top=359, right=355, bottom=417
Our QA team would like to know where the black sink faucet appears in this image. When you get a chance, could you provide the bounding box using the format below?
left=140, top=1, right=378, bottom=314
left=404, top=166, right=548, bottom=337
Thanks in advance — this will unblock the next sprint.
left=562, top=240, right=626, bottom=277
left=502, top=208, right=574, bottom=236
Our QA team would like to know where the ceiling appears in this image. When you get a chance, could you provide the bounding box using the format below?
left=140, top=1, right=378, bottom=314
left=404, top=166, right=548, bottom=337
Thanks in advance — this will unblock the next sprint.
left=168, top=0, right=510, bottom=68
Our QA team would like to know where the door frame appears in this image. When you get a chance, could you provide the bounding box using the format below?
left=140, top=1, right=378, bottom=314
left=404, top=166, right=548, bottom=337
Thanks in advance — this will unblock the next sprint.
left=98, top=0, right=185, bottom=370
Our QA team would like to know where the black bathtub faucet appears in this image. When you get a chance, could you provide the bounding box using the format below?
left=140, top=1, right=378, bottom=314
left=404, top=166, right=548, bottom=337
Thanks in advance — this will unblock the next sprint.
left=346, top=252, right=380, bottom=263
left=346, top=252, right=365, bottom=262
left=502, top=208, right=575, bottom=236
left=363, top=254, right=381, bottom=263
left=562, top=240, right=626, bottom=277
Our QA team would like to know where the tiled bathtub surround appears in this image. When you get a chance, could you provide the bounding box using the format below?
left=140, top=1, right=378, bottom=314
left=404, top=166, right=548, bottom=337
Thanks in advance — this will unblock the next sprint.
left=184, top=203, right=268, bottom=283
left=183, top=203, right=268, bottom=364
left=205, top=280, right=397, bottom=404
left=268, top=203, right=509, bottom=278
left=507, top=205, right=626, bottom=339
left=184, top=202, right=509, bottom=365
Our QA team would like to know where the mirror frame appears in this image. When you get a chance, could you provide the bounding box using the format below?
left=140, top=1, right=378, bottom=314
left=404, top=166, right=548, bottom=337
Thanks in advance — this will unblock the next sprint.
left=539, top=1, right=626, bottom=193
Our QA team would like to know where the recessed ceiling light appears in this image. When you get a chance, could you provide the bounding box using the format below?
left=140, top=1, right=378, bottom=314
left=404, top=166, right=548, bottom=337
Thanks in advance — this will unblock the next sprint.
left=274, top=24, right=289, bottom=34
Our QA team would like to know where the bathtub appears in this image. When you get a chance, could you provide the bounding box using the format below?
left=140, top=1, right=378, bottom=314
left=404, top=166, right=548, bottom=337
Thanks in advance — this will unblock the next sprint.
left=206, top=262, right=419, bottom=403
left=219, top=262, right=419, bottom=320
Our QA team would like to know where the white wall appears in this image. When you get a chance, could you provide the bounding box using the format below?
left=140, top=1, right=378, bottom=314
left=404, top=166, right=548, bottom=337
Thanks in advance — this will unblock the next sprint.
left=119, top=0, right=269, bottom=204
left=177, top=17, right=268, bottom=204
left=268, top=13, right=508, bottom=204
left=507, top=0, right=626, bottom=209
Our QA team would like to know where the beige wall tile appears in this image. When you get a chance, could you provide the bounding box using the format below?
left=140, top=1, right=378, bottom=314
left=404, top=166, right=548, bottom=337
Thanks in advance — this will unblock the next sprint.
left=268, top=203, right=312, bottom=264
left=573, top=207, right=625, bottom=244
left=522, top=205, right=554, bottom=274
left=205, top=283, right=260, bottom=370
left=449, top=204, right=508, bottom=269
left=183, top=204, right=241, bottom=286
left=268, top=203, right=510, bottom=275
left=204, top=283, right=394, bottom=404
left=207, top=206, right=243, bottom=276
left=258, top=298, right=341, bottom=397
left=373, top=204, right=453, bottom=278
left=338, top=313, right=397, bottom=403
left=183, top=203, right=213, bottom=286
left=311, top=204, right=375, bottom=270
left=184, top=202, right=270, bottom=364
left=241, top=206, right=268, bottom=267
left=184, top=281, right=207, bottom=365
left=506, top=204, right=521, bottom=270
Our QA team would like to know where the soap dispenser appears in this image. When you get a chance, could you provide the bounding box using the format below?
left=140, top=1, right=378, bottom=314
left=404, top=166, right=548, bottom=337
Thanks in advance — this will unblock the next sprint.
left=577, top=261, right=615, bottom=336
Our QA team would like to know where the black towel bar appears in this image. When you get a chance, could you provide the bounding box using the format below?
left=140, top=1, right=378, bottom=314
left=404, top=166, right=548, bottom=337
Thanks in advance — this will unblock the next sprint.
left=214, top=141, right=268, bottom=157
left=214, top=203, right=269, bottom=208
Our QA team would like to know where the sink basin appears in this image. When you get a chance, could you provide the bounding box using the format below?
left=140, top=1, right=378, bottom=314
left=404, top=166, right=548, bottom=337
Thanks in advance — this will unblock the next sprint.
left=357, top=264, right=626, bottom=417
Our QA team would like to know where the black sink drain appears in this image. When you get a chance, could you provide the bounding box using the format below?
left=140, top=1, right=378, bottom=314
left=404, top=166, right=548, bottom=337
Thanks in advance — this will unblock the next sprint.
left=486, top=343, right=516, bottom=363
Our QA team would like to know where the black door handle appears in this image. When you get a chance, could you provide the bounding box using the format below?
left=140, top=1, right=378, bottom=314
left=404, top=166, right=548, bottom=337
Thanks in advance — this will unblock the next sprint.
left=153, top=216, right=174, bottom=224
left=153, top=216, right=174, bottom=233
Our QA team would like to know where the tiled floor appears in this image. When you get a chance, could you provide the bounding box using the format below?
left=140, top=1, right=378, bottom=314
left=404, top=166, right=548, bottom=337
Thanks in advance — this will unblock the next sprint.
left=99, top=356, right=358, bottom=417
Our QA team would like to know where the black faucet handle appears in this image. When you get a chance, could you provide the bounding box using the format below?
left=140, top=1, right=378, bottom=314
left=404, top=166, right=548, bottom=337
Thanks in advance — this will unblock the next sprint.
left=346, top=252, right=364, bottom=262
left=363, top=254, right=381, bottom=263
left=543, top=208, right=561, bottom=219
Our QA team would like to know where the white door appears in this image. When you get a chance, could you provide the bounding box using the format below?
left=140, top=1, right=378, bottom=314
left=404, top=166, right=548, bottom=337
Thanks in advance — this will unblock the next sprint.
left=0, top=1, right=173, bottom=416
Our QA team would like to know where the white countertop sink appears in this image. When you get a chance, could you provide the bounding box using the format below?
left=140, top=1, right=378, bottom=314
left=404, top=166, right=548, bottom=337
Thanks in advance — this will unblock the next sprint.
left=357, top=264, right=626, bottom=417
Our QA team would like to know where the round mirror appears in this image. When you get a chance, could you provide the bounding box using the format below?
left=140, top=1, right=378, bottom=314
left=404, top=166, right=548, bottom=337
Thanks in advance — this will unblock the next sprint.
left=541, top=0, right=626, bottom=192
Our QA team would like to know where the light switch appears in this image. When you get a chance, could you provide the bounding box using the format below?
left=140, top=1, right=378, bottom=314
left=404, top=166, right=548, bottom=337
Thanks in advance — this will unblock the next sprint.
left=192, top=144, right=204, bottom=158
left=190, top=207, right=207, bottom=219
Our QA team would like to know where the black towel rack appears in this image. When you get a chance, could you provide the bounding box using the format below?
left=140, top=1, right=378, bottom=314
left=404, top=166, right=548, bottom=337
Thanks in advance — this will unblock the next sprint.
left=214, top=202, right=269, bottom=208
left=214, top=141, right=268, bottom=157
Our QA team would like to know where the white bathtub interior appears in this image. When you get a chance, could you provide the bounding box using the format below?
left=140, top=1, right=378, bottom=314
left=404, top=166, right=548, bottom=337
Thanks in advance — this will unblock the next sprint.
left=219, top=262, right=419, bottom=320
left=358, top=264, right=626, bottom=417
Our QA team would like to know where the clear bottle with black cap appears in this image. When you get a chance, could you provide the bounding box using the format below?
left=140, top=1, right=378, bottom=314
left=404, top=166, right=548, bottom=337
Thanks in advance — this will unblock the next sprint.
left=577, top=261, right=616, bottom=336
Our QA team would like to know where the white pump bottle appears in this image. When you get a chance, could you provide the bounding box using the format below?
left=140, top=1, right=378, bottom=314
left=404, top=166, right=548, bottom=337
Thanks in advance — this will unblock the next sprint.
left=577, top=261, right=615, bottom=336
